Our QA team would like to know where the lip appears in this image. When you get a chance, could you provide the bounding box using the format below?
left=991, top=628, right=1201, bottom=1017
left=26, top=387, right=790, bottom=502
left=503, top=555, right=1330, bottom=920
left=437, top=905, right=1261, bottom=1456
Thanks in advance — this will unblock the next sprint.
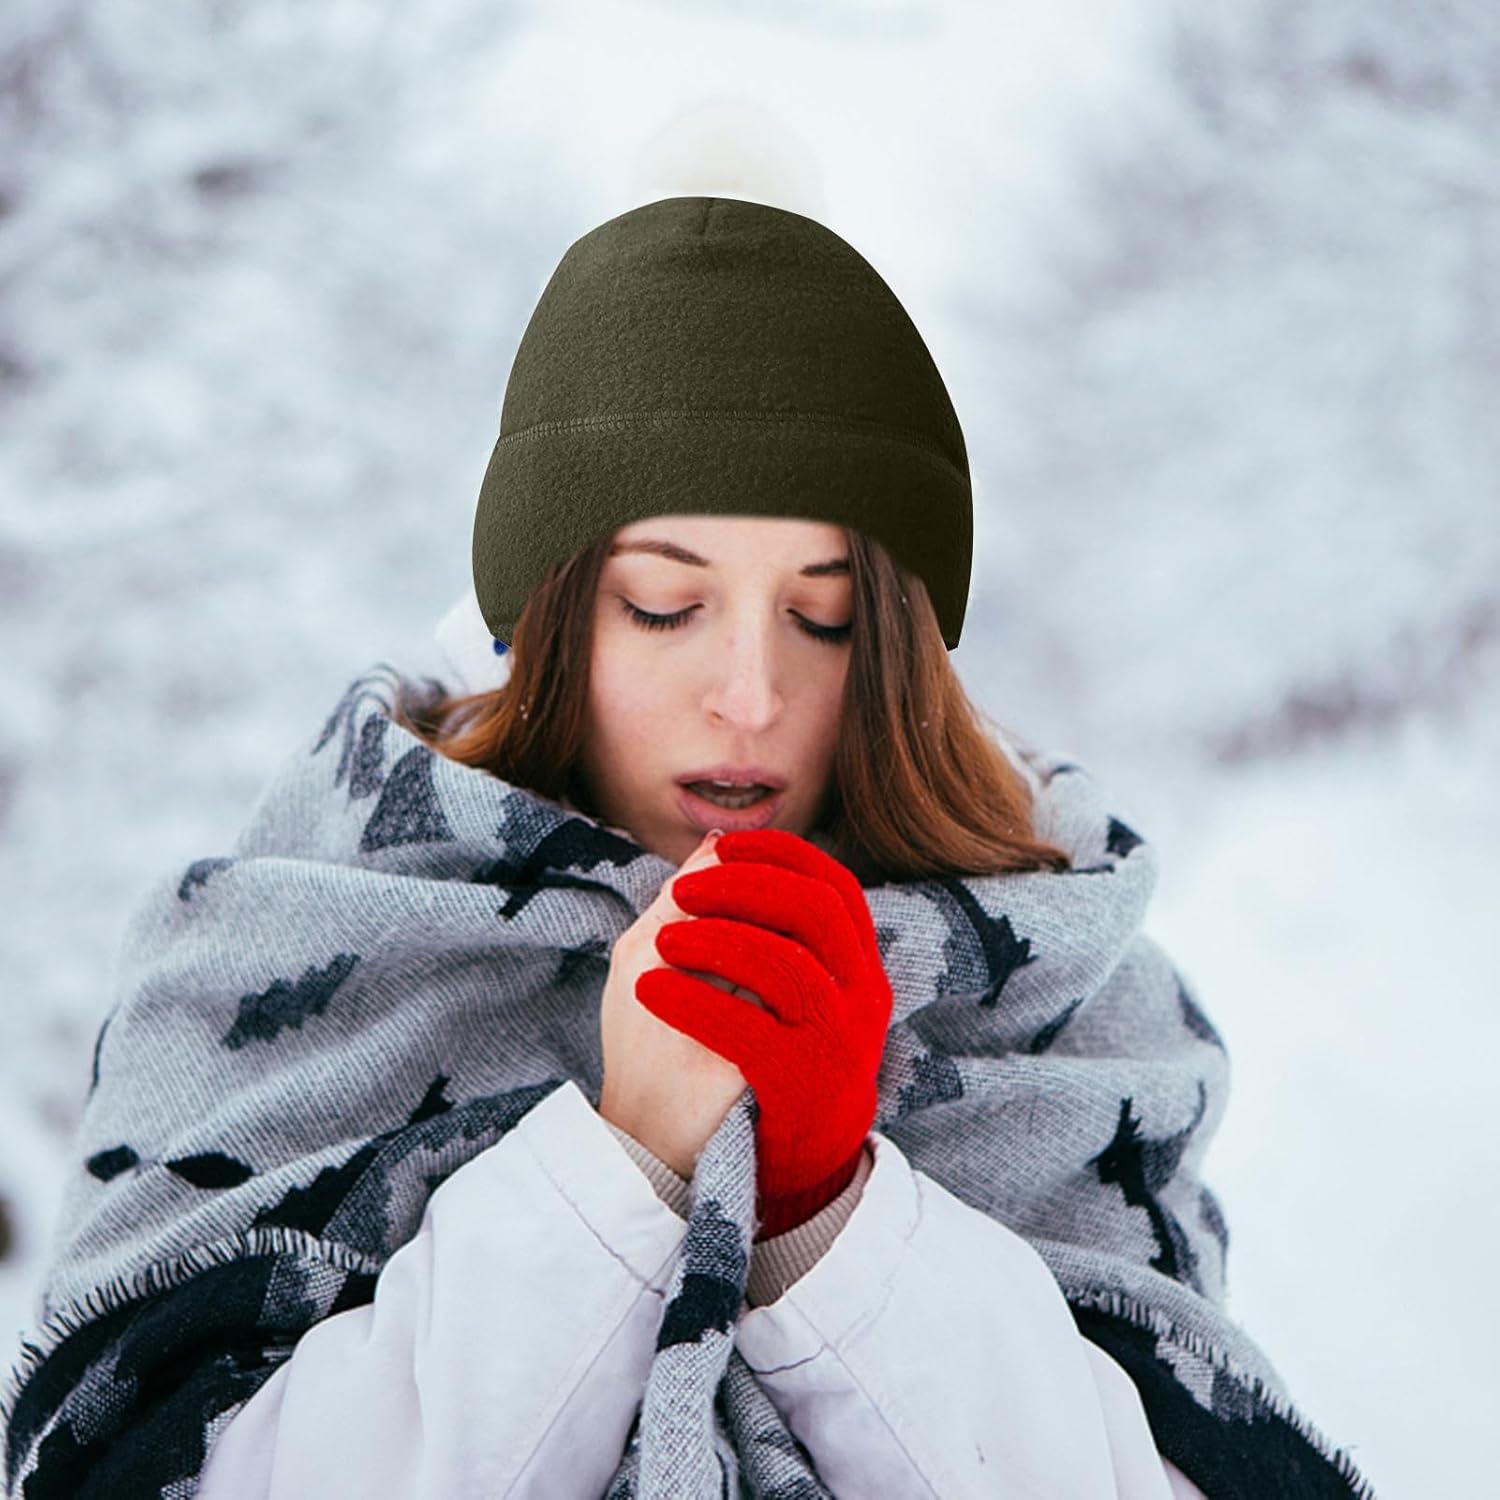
left=677, top=783, right=786, bottom=833
left=676, top=765, right=788, bottom=790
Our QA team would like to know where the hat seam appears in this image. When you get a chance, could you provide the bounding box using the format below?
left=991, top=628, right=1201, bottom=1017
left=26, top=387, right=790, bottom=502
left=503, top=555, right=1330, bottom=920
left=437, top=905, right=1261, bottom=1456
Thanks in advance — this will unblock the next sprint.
left=494, top=408, right=963, bottom=474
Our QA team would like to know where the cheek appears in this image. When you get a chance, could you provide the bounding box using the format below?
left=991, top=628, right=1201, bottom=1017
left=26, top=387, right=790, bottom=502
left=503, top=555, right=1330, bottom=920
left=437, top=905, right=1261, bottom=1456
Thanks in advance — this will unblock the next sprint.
left=588, top=645, right=677, bottom=742
left=812, top=658, right=849, bottom=753
left=815, top=653, right=850, bottom=715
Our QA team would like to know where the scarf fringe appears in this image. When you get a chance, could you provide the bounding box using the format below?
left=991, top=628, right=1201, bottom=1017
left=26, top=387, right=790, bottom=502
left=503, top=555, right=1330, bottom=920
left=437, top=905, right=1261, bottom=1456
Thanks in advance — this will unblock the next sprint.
left=1069, top=1286, right=1378, bottom=1500
left=1, top=1224, right=381, bottom=1439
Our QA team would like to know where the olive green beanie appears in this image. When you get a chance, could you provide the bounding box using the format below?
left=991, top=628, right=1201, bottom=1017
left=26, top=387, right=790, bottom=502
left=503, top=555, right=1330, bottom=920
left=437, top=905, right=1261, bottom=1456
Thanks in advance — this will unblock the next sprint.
left=471, top=194, right=973, bottom=650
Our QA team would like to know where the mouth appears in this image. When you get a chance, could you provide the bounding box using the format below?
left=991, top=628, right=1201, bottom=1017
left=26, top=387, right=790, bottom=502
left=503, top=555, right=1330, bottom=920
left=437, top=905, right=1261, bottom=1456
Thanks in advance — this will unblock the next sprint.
left=677, top=781, right=786, bottom=832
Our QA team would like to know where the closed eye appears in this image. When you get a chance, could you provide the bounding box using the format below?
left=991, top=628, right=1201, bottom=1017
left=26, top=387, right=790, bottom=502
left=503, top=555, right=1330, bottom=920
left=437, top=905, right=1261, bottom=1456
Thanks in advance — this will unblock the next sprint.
left=617, top=597, right=851, bottom=645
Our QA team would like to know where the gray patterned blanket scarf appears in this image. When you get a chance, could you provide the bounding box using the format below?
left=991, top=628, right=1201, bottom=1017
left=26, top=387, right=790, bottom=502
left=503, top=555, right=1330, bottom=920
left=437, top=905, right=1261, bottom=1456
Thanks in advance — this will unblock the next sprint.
left=2, top=663, right=1376, bottom=1499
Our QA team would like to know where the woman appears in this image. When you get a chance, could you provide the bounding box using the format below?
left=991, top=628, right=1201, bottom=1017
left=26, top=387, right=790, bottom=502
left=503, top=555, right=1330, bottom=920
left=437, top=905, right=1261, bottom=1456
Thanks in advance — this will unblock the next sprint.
left=1, top=197, right=1375, bottom=1498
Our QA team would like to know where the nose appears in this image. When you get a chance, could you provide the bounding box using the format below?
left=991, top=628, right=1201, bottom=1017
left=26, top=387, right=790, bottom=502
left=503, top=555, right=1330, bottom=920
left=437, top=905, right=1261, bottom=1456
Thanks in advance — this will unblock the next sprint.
left=702, top=622, right=784, bottom=730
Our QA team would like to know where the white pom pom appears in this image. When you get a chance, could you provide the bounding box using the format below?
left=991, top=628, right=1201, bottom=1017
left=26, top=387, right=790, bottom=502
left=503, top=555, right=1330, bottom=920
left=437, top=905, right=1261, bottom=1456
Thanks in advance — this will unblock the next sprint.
left=625, top=95, right=828, bottom=220
left=435, top=586, right=513, bottom=694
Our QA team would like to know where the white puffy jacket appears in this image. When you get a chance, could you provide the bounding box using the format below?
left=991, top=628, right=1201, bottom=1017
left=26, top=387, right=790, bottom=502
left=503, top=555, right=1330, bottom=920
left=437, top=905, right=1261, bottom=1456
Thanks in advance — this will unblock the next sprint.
left=196, top=1078, right=1209, bottom=1499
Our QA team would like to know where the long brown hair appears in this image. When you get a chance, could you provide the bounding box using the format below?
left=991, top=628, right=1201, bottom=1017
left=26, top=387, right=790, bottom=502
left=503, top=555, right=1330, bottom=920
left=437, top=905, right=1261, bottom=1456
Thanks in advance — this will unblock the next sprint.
left=391, top=526, right=1073, bottom=885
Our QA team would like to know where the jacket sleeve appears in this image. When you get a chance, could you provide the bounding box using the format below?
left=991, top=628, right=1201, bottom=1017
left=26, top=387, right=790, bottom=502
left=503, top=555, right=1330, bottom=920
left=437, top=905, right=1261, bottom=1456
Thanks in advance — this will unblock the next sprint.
left=196, top=1078, right=688, bottom=1500
left=733, top=1127, right=1212, bottom=1500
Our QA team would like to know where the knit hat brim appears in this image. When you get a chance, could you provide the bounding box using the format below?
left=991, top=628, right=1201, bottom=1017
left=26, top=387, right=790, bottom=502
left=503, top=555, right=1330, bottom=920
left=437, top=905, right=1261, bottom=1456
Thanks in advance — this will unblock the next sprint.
left=472, top=410, right=971, bottom=649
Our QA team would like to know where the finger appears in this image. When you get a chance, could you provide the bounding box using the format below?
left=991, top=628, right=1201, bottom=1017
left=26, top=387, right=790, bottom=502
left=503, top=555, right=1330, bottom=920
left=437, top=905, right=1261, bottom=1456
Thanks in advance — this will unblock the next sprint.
left=670, top=863, right=863, bottom=988
left=634, top=965, right=783, bottom=1065
left=654, top=914, right=835, bottom=1026
left=714, top=828, right=880, bottom=968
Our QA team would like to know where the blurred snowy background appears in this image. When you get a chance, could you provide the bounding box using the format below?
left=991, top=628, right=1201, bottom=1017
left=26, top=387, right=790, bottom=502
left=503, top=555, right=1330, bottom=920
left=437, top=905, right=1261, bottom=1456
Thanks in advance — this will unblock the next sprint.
left=2, top=0, right=1496, bottom=1493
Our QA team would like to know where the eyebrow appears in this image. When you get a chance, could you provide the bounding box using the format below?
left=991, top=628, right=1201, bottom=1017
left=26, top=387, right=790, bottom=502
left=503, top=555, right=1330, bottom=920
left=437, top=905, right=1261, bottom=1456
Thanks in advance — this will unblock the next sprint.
left=609, top=538, right=850, bottom=577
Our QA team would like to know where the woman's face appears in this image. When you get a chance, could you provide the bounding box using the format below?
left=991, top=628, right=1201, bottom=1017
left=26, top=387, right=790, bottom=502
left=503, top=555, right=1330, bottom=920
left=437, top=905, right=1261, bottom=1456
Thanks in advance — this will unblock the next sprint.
left=576, top=513, right=853, bottom=867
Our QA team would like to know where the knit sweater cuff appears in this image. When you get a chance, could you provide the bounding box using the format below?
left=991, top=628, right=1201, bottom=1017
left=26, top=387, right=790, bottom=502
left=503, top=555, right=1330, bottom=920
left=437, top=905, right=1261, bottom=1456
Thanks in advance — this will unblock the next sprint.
left=601, top=1116, right=873, bottom=1307
left=745, top=1147, right=872, bottom=1307
left=602, top=1119, right=694, bottom=1218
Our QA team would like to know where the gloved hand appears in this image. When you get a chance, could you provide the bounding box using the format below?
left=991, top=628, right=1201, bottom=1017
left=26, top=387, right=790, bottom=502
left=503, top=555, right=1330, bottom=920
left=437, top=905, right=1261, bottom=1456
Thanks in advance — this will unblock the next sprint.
left=635, top=827, right=893, bottom=1241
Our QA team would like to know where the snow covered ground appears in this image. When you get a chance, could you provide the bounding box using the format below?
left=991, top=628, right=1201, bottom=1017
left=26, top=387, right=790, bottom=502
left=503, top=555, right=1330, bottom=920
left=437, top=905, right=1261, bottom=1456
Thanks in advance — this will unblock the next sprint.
left=2, top=1, right=1494, bottom=1493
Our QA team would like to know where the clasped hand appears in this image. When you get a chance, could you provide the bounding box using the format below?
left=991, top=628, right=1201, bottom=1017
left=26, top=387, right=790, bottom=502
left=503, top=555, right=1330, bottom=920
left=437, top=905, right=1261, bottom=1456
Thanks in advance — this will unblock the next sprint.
left=636, top=827, right=893, bottom=1221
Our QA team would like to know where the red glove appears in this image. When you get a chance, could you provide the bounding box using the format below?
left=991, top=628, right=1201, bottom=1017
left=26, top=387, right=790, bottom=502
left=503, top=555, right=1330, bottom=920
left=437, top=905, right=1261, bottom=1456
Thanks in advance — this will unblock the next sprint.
left=636, top=827, right=893, bottom=1241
